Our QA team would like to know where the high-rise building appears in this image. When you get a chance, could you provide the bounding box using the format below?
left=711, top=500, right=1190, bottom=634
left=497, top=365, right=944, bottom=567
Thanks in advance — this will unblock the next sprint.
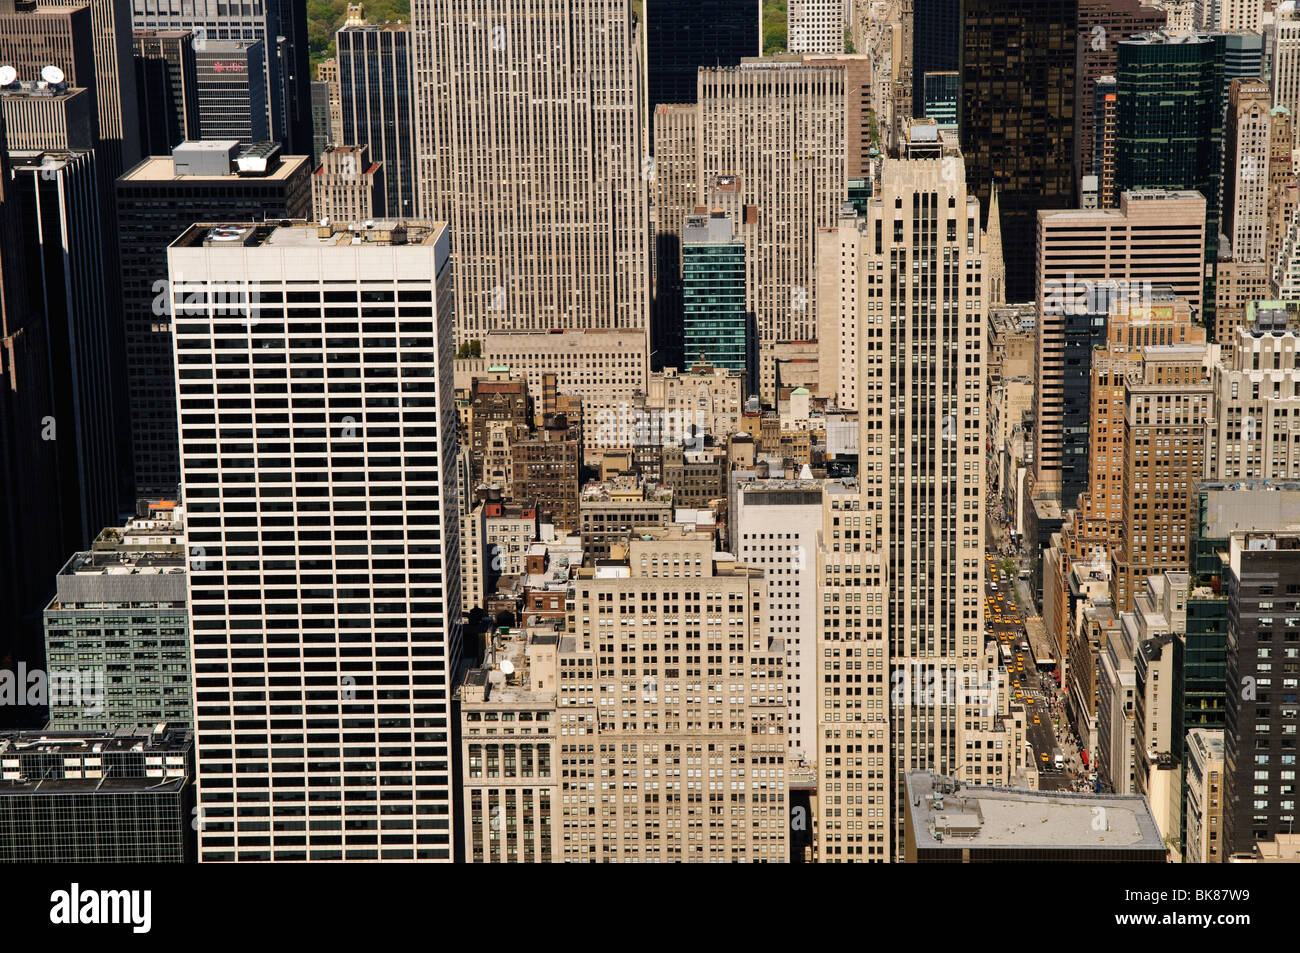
left=697, top=59, right=847, bottom=388
left=43, top=501, right=191, bottom=731
left=558, top=527, right=789, bottom=862
left=644, top=0, right=759, bottom=138
left=312, top=143, right=382, bottom=224
left=0, top=725, right=195, bottom=862
left=1272, top=2, right=1300, bottom=149
left=133, top=28, right=199, bottom=155
left=921, top=71, right=958, bottom=128
left=734, top=479, right=825, bottom=764
left=130, top=0, right=306, bottom=152
left=962, top=0, right=1078, bottom=303
left=316, top=56, right=342, bottom=146
left=0, top=109, right=63, bottom=727
left=1222, top=532, right=1300, bottom=855
left=115, top=140, right=310, bottom=496
left=1074, top=0, right=1167, bottom=195
left=169, top=219, right=461, bottom=862
left=651, top=102, right=699, bottom=371
left=681, top=211, right=752, bottom=384
left=1094, top=76, right=1119, bottom=208
left=410, top=0, right=649, bottom=341
left=336, top=20, right=412, bottom=220
left=1185, top=727, right=1225, bottom=863
left=1115, top=32, right=1222, bottom=254
left=788, top=0, right=845, bottom=54
left=815, top=149, right=992, bottom=861
left=193, top=39, right=267, bottom=145
left=9, top=148, right=123, bottom=553
left=1206, top=327, right=1300, bottom=479
left=44, top=0, right=142, bottom=179
left=1033, top=190, right=1207, bottom=496
left=912, top=0, right=959, bottom=119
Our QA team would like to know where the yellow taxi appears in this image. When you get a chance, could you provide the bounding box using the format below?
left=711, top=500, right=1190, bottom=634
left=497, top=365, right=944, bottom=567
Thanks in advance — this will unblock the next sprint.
left=1014, top=690, right=1023, bottom=700
left=1033, top=715, right=1040, bottom=725
left=1041, top=752, right=1049, bottom=763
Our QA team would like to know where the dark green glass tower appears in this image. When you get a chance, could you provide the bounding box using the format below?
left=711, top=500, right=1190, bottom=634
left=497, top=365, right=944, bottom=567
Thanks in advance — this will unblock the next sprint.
left=681, top=211, right=753, bottom=388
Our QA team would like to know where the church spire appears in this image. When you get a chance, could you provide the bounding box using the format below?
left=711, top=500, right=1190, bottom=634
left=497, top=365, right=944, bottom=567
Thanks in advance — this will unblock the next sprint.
left=985, top=181, right=1006, bottom=308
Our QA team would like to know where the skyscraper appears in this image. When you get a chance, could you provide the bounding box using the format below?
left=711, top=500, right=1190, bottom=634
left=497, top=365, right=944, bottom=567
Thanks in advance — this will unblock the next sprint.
left=962, top=0, right=1078, bottom=303
left=788, top=0, right=845, bottom=53
left=1223, top=78, right=1272, bottom=265
left=169, top=219, right=461, bottom=862
left=1033, top=190, right=1207, bottom=497
left=557, top=527, right=788, bottom=862
left=681, top=211, right=751, bottom=384
left=912, top=0, right=959, bottom=119
left=9, top=148, right=123, bottom=554
left=815, top=147, right=992, bottom=861
left=116, top=140, right=311, bottom=497
left=1222, top=532, right=1300, bottom=855
left=130, top=0, right=296, bottom=150
left=0, top=108, right=63, bottom=727
left=697, top=59, right=847, bottom=393
left=46, top=0, right=142, bottom=177
left=133, top=28, right=199, bottom=154
left=1074, top=0, right=1166, bottom=195
left=193, top=40, right=267, bottom=145
left=336, top=20, right=412, bottom=220
left=1115, top=32, right=1221, bottom=254
left=410, top=0, right=649, bottom=342
left=644, top=0, right=759, bottom=136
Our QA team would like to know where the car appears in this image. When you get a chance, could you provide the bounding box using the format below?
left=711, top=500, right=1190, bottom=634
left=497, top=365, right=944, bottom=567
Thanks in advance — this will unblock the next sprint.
left=1015, top=690, right=1023, bottom=699
left=1040, top=752, right=1049, bottom=763
left=1016, top=664, right=1024, bottom=672
left=1024, top=696, right=1034, bottom=705
left=1033, top=715, right=1040, bottom=724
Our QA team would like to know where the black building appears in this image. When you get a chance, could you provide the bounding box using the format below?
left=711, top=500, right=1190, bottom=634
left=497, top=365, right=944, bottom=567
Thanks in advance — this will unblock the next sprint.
left=1223, top=533, right=1300, bottom=856
left=336, top=23, right=413, bottom=220
left=961, top=0, right=1078, bottom=303
left=0, top=725, right=195, bottom=863
left=913, top=0, right=959, bottom=119
left=133, top=28, right=199, bottom=155
left=645, top=0, right=759, bottom=144
left=115, top=140, right=311, bottom=496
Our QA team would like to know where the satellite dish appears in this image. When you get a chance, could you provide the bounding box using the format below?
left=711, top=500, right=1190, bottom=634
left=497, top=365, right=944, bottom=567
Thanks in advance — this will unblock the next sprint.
left=41, top=65, right=65, bottom=85
left=0, top=65, right=16, bottom=87
left=499, top=658, right=515, bottom=676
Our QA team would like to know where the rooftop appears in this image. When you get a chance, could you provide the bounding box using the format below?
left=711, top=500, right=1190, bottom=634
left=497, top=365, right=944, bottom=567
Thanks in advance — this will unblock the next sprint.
left=172, top=219, right=447, bottom=249
left=906, top=771, right=1165, bottom=853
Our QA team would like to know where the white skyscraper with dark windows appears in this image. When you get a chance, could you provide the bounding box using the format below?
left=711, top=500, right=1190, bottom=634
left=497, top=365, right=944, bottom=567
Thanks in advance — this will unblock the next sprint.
left=169, top=219, right=461, bottom=862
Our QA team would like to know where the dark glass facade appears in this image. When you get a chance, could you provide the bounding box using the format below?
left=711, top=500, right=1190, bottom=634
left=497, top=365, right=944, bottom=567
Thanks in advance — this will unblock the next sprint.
left=682, top=224, right=751, bottom=386
left=961, top=0, right=1077, bottom=303
left=913, top=0, right=960, bottom=119
left=1060, top=307, right=1106, bottom=510
left=0, top=728, right=195, bottom=863
left=645, top=0, right=758, bottom=139
left=337, top=25, right=413, bottom=220
left=1222, top=540, right=1300, bottom=855
left=922, top=71, right=959, bottom=127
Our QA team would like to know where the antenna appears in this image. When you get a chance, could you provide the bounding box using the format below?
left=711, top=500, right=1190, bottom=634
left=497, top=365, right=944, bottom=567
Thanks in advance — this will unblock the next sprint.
left=41, top=65, right=65, bottom=86
left=499, top=658, right=515, bottom=677
left=0, top=65, right=16, bottom=87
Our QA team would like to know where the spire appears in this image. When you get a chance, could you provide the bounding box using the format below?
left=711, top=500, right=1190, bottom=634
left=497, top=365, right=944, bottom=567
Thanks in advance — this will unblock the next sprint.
left=985, top=181, right=1006, bottom=308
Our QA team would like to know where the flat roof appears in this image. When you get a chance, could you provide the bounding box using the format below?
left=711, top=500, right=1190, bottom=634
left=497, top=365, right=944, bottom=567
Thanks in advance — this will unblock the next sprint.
left=906, top=772, right=1166, bottom=852
left=119, top=152, right=308, bottom=183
